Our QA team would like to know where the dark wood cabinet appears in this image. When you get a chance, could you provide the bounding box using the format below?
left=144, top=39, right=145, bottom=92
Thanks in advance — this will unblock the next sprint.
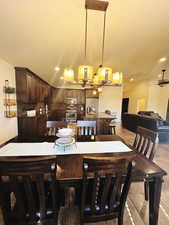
left=50, top=88, right=64, bottom=104
left=48, top=88, right=86, bottom=121
left=15, top=70, right=38, bottom=104
left=18, top=116, right=47, bottom=139
left=85, top=89, right=99, bottom=98
left=15, top=67, right=51, bottom=140
left=27, top=74, right=37, bottom=103
left=15, top=67, right=51, bottom=104
left=63, top=89, right=85, bottom=104
left=77, top=90, right=85, bottom=104
left=15, top=67, right=99, bottom=137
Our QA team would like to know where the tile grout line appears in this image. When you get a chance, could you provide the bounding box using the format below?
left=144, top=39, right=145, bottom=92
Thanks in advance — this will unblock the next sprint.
left=126, top=202, right=136, bottom=225
left=160, top=204, right=169, bottom=220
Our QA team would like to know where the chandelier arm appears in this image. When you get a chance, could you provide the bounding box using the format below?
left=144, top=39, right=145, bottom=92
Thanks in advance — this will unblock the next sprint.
left=85, top=8, right=88, bottom=61
left=101, top=10, right=107, bottom=66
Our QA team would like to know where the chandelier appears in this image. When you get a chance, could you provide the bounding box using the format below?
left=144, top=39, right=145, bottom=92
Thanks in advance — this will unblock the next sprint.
left=62, top=0, right=123, bottom=88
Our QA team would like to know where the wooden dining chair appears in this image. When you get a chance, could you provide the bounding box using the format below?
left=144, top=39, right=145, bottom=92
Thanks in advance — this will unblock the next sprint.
left=46, top=121, right=67, bottom=142
left=133, top=126, right=158, bottom=160
left=76, top=120, right=96, bottom=141
left=133, top=126, right=158, bottom=200
left=0, top=156, right=59, bottom=225
left=79, top=157, right=135, bottom=225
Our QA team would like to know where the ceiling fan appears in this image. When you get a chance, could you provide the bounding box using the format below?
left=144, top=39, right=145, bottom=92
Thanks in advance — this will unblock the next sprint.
left=158, top=69, right=169, bottom=87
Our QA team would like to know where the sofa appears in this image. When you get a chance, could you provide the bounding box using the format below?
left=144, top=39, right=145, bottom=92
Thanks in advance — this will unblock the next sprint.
left=122, top=113, right=169, bottom=143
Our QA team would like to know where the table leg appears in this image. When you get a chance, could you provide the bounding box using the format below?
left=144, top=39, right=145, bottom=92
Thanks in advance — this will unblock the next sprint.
left=149, top=177, right=163, bottom=225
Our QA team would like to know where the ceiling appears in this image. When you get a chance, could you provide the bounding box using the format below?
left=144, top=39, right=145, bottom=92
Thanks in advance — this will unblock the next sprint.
left=0, top=0, right=169, bottom=87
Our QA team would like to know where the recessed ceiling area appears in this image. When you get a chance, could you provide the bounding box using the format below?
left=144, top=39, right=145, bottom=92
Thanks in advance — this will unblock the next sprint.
left=0, top=0, right=169, bottom=86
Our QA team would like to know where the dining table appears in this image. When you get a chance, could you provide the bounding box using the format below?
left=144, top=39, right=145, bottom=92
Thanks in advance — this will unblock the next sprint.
left=0, top=135, right=167, bottom=225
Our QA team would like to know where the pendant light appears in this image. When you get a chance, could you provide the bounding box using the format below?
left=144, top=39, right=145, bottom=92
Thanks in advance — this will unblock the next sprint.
left=112, top=72, right=123, bottom=85
left=96, top=1, right=122, bottom=86
left=63, top=68, right=74, bottom=82
left=97, top=8, right=112, bottom=83
left=78, top=7, right=93, bottom=84
left=62, top=0, right=123, bottom=87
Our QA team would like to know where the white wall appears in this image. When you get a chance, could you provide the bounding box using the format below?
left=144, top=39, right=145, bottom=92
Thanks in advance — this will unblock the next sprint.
left=147, top=84, right=169, bottom=119
left=98, top=86, right=123, bottom=121
left=123, top=81, right=150, bottom=114
left=123, top=80, right=169, bottom=119
left=0, top=58, right=18, bottom=145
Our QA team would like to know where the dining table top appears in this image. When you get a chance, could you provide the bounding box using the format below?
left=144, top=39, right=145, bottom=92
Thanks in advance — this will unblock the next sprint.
left=0, top=135, right=167, bottom=181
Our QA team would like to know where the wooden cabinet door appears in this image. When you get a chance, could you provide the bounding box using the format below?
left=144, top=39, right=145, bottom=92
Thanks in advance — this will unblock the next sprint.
left=51, top=88, right=64, bottom=104
left=76, top=90, right=85, bottom=104
left=37, top=81, right=47, bottom=103
left=37, top=116, right=47, bottom=136
left=85, top=89, right=99, bottom=98
left=27, top=75, right=37, bottom=103
left=18, top=117, right=37, bottom=137
left=63, top=89, right=85, bottom=104
left=64, top=89, right=73, bottom=99
left=15, top=72, right=27, bottom=103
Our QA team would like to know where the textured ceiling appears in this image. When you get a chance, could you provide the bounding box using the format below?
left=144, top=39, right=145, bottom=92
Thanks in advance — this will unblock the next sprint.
left=0, top=0, right=169, bottom=87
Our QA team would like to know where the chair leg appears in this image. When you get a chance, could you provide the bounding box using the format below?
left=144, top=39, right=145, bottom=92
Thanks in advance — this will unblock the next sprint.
left=118, top=216, right=123, bottom=225
left=144, top=181, right=149, bottom=201
left=113, top=126, right=116, bottom=135
left=80, top=219, right=84, bottom=225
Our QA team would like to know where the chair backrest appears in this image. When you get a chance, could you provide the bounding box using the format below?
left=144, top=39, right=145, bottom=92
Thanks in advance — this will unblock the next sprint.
left=0, top=156, right=58, bottom=225
left=47, top=120, right=67, bottom=136
left=77, top=120, right=96, bottom=136
left=133, top=126, right=158, bottom=160
left=80, top=157, right=135, bottom=223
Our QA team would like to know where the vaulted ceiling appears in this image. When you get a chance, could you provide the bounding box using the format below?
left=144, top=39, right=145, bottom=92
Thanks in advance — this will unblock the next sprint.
left=0, top=0, right=169, bottom=86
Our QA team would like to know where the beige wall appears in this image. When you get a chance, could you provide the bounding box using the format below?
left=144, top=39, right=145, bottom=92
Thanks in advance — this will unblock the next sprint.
left=98, top=86, right=123, bottom=121
left=123, top=80, right=169, bottom=119
left=0, top=58, right=18, bottom=145
left=147, top=84, right=169, bottom=119
left=123, top=81, right=150, bottom=114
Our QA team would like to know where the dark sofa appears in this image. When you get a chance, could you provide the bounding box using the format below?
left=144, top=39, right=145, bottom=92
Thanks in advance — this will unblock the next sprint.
left=122, top=113, right=169, bottom=143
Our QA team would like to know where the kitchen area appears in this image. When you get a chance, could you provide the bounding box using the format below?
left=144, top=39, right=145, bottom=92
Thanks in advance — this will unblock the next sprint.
left=15, top=67, right=121, bottom=141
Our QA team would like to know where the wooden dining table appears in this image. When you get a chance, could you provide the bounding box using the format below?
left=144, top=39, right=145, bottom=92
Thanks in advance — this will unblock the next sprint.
left=0, top=135, right=167, bottom=225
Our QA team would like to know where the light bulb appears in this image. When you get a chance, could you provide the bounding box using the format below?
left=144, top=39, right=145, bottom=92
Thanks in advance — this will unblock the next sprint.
left=98, top=87, right=102, bottom=92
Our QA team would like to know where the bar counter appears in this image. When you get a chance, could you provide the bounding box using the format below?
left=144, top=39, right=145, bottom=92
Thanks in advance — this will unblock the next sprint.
left=84, top=113, right=116, bottom=134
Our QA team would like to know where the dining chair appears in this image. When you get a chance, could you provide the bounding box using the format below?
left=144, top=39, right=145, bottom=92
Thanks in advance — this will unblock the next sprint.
left=133, top=126, right=158, bottom=200
left=79, top=157, right=135, bottom=225
left=133, top=126, right=158, bottom=160
left=76, top=120, right=96, bottom=141
left=46, top=121, right=67, bottom=142
left=0, top=156, right=59, bottom=225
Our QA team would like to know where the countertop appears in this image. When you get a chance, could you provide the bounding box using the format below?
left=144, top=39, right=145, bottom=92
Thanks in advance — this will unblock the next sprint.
left=85, top=112, right=116, bottom=119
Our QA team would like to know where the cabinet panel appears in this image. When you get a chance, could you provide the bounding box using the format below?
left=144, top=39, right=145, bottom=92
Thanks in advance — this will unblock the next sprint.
left=85, top=89, right=99, bottom=98
left=27, top=74, right=37, bottom=103
left=63, top=89, right=85, bottom=104
left=15, top=67, right=51, bottom=139
left=15, top=71, right=27, bottom=103
left=76, top=90, right=85, bottom=104
left=51, top=88, right=64, bottom=104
